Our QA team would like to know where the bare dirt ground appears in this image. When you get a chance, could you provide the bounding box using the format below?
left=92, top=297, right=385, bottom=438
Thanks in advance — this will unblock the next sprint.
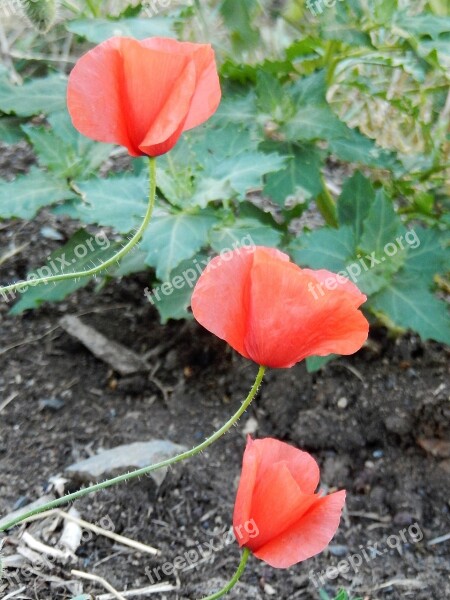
left=0, top=142, right=449, bottom=599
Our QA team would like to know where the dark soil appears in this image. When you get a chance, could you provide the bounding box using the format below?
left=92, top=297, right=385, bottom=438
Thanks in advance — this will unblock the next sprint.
left=0, top=142, right=449, bottom=600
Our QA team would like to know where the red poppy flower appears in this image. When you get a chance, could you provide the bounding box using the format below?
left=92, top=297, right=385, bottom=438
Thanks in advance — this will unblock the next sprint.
left=191, top=246, right=368, bottom=368
left=67, top=37, right=221, bottom=157
left=233, top=437, right=346, bottom=568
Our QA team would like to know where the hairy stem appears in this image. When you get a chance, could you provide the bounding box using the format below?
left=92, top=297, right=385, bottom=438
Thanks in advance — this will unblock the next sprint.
left=0, top=366, right=266, bottom=532
left=200, top=548, right=250, bottom=600
left=0, top=157, right=156, bottom=300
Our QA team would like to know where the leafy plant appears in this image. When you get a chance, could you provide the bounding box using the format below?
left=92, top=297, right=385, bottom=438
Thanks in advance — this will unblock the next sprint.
left=0, top=0, right=448, bottom=365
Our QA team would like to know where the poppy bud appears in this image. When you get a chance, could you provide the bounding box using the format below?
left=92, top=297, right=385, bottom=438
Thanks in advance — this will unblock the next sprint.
left=22, top=0, right=58, bottom=33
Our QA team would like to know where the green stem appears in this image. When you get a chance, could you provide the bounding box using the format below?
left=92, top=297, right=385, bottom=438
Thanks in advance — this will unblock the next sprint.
left=200, top=548, right=250, bottom=600
left=84, top=0, right=100, bottom=17
left=0, top=158, right=156, bottom=300
left=0, top=366, right=266, bottom=532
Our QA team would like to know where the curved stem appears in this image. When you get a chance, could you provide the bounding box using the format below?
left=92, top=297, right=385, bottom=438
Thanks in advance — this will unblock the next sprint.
left=0, top=157, right=156, bottom=299
left=200, top=548, right=250, bottom=600
left=0, top=366, right=266, bottom=532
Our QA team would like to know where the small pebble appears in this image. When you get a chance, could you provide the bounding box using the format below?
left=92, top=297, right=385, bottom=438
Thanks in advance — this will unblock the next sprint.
left=38, top=397, right=65, bottom=411
left=337, top=397, right=348, bottom=409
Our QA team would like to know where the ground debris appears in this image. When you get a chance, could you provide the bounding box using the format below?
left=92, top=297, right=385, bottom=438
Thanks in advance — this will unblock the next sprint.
left=59, top=315, right=147, bottom=375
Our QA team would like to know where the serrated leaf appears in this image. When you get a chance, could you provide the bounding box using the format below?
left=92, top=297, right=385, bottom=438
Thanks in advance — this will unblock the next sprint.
left=256, top=70, right=293, bottom=120
left=289, top=226, right=356, bottom=272
left=0, top=168, right=75, bottom=220
left=9, top=230, right=120, bottom=314
left=194, top=152, right=286, bottom=206
left=210, top=217, right=282, bottom=253
left=355, top=190, right=406, bottom=293
left=141, top=211, right=218, bottom=280
left=283, top=72, right=350, bottom=142
left=70, top=175, right=148, bottom=233
left=213, top=93, right=257, bottom=126
left=393, top=12, right=450, bottom=39
left=337, top=172, right=375, bottom=239
left=148, top=253, right=210, bottom=323
left=401, top=227, right=449, bottom=282
left=22, top=124, right=74, bottom=175
left=283, top=105, right=349, bottom=142
left=66, top=17, right=175, bottom=43
left=157, top=123, right=259, bottom=208
left=370, top=271, right=450, bottom=345
left=111, top=247, right=148, bottom=277
left=329, top=128, right=398, bottom=169
left=0, top=117, right=26, bottom=143
left=0, top=73, right=67, bottom=116
left=359, top=190, right=404, bottom=254
left=47, top=112, right=113, bottom=177
left=264, top=143, right=323, bottom=206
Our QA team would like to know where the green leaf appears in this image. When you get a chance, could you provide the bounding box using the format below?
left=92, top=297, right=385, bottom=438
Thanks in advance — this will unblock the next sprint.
left=214, top=93, right=257, bottom=126
left=289, top=226, right=356, bottom=272
left=337, top=172, right=375, bottom=239
left=370, top=271, right=450, bottom=345
left=210, top=213, right=282, bottom=252
left=0, top=117, right=26, bottom=143
left=283, top=105, right=349, bottom=142
left=283, top=72, right=350, bottom=142
left=140, top=210, right=218, bottom=280
left=401, top=227, right=449, bottom=282
left=112, top=247, right=148, bottom=277
left=393, top=13, right=450, bottom=39
left=329, top=128, right=398, bottom=170
left=359, top=190, right=404, bottom=254
left=66, top=17, right=175, bottom=43
left=255, top=70, right=293, bottom=121
left=193, top=151, right=286, bottom=206
left=0, top=73, right=67, bottom=116
left=148, top=253, right=210, bottom=323
left=355, top=190, right=406, bottom=294
left=219, top=0, right=259, bottom=51
left=264, top=143, right=323, bottom=206
left=0, top=168, right=75, bottom=220
left=47, top=112, right=113, bottom=177
left=22, top=124, right=74, bottom=176
left=306, top=354, right=337, bottom=373
left=9, top=230, right=120, bottom=314
left=70, top=175, right=148, bottom=233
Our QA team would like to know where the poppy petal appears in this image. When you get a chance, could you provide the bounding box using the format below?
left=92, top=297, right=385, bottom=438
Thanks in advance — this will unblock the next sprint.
left=248, top=438, right=320, bottom=495
left=191, top=248, right=254, bottom=358
left=304, top=268, right=367, bottom=307
left=233, top=437, right=259, bottom=546
left=253, top=490, right=346, bottom=568
left=67, top=37, right=220, bottom=157
left=67, top=37, right=132, bottom=151
left=140, top=38, right=221, bottom=131
left=119, top=39, right=195, bottom=156
left=138, top=59, right=197, bottom=155
left=233, top=437, right=320, bottom=547
left=244, top=253, right=368, bottom=367
left=245, top=461, right=319, bottom=551
left=191, top=247, right=290, bottom=360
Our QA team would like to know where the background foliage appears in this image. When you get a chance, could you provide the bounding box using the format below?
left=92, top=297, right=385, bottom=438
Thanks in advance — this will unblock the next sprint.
left=0, top=0, right=449, bottom=371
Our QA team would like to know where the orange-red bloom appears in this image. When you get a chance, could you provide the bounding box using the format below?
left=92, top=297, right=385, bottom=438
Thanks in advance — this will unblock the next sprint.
left=191, top=246, right=369, bottom=368
left=67, top=37, right=221, bottom=157
left=233, top=437, right=346, bottom=568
